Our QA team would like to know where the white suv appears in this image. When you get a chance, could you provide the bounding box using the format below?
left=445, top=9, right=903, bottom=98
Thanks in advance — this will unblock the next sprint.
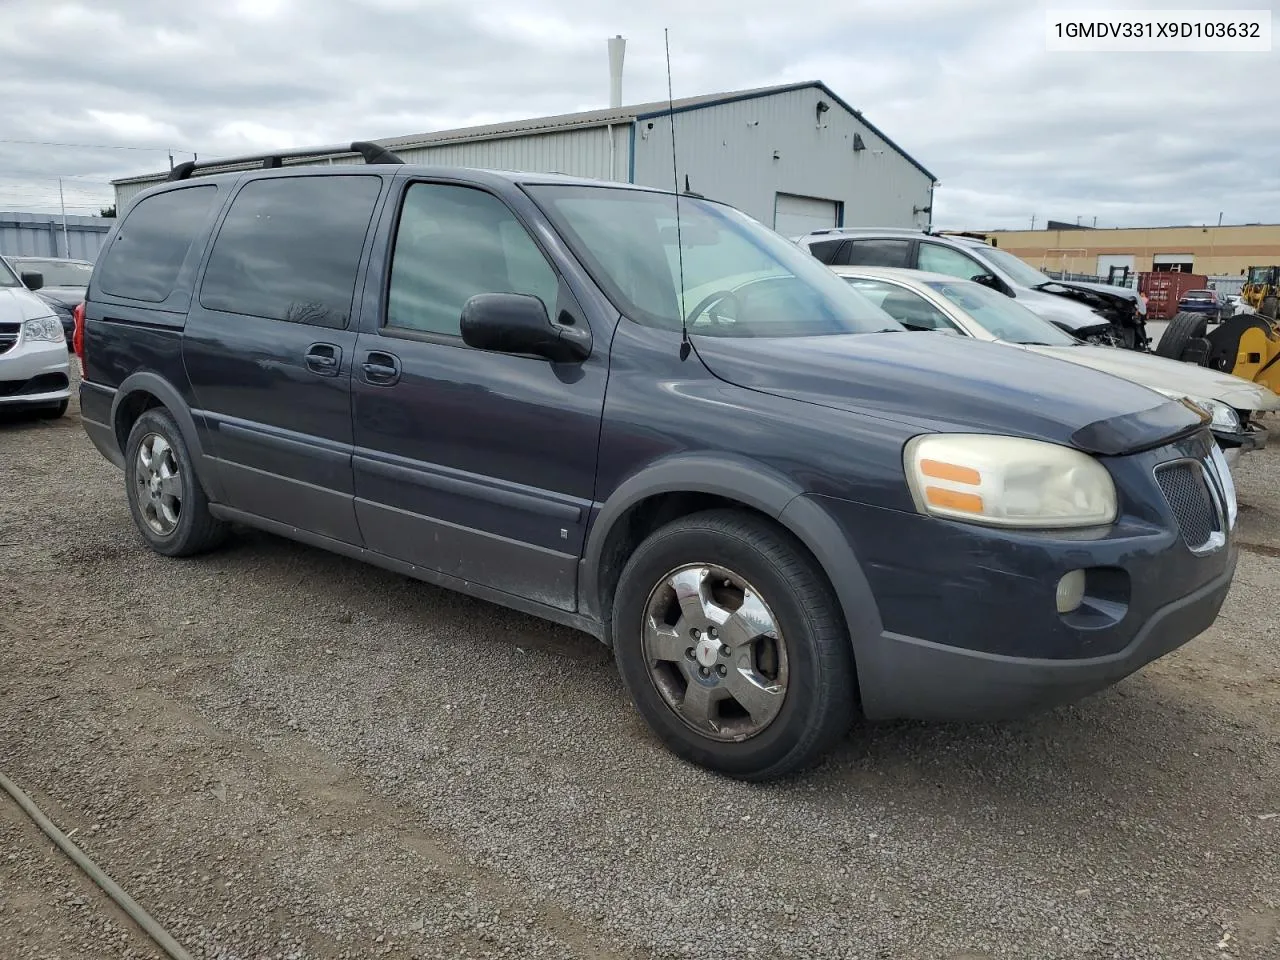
left=796, top=228, right=1150, bottom=350
left=0, top=257, right=70, bottom=418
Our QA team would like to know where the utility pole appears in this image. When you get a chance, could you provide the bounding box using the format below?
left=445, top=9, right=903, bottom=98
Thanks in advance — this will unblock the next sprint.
left=57, top=178, right=69, bottom=258
left=1217, top=211, right=1223, bottom=227
left=1092, top=216, right=1097, bottom=228
left=1030, top=214, right=1036, bottom=229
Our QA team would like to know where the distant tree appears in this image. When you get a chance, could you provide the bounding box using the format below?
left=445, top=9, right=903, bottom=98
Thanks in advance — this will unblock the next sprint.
left=99, top=205, right=116, bottom=218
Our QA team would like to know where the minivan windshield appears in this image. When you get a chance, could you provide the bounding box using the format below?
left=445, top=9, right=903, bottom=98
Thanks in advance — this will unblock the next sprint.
left=10, top=259, right=92, bottom=288
left=0, top=257, right=20, bottom=288
left=975, top=246, right=1054, bottom=288
left=527, top=185, right=900, bottom=337
left=926, top=279, right=1078, bottom=346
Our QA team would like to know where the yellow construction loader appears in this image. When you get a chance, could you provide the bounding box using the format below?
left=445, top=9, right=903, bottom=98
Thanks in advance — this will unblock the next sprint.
left=1156, top=265, right=1280, bottom=394
left=1241, top=265, right=1279, bottom=318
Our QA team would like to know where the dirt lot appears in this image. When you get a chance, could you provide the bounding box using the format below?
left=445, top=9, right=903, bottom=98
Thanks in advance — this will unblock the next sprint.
left=2, top=382, right=1279, bottom=960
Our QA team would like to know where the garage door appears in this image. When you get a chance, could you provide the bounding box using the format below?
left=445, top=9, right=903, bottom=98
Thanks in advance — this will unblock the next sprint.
left=774, top=193, right=839, bottom=238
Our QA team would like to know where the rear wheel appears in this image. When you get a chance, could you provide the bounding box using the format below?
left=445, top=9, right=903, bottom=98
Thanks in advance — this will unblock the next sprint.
left=124, top=408, right=227, bottom=557
left=612, top=509, right=855, bottom=781
left=1154, top=311, right=1210, bottom=364
left=1262, top=295, right=1279, bottom=320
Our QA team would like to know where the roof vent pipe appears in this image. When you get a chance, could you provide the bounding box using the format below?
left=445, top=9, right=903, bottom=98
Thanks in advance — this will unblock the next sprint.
left=608, top=35, right=626, bottom=108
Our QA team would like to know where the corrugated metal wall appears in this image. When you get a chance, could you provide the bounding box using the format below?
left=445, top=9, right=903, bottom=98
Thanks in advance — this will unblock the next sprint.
left=114, top=125, right=634, bottom=210
left=0, top=212, right=113, bottom=261
left=395, top=125, right=630, bottom=181
left=114, top=180, right=150, bottom=209
left=632, top=87, right=933, bottom=231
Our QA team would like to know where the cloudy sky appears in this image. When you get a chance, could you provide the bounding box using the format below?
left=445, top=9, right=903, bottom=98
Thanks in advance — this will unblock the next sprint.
left=0, top=0, right=1276, bottom=229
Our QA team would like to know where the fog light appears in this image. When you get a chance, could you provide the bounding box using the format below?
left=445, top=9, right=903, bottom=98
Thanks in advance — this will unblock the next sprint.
left=1056, top=570, right=1086, bottom=614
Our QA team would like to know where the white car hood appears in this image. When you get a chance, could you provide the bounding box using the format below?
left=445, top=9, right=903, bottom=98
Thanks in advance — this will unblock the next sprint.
left=1009, top=287, right=1108, bottom=330
left=0, top=286, right=59, bottom=322
left=1026, top=343, right=1280, bottom=412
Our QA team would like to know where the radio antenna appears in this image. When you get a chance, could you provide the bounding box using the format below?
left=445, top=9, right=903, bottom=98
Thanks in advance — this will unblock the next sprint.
left=665, top=28, right=690, bottom=360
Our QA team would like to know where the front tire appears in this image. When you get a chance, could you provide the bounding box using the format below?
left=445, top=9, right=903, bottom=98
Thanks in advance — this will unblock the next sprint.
left=124, top=408, right=227, bottom=557
left=612, top=510, right=855, bottom=781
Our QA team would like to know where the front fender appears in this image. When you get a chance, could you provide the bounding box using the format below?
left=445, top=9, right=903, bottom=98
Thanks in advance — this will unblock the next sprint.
left=579, top=455, right=885, bottom=690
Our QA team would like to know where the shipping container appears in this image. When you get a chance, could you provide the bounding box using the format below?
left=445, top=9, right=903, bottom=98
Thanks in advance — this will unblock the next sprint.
left=1138, top=271, right=1209, bottom=321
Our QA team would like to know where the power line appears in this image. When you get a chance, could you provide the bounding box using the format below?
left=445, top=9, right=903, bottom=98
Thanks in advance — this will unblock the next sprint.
left=0, top=138, right=193, bottom=153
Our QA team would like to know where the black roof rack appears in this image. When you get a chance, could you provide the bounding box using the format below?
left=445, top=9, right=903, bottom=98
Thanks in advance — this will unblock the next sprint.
left=166, top=141, right=403, bottom=182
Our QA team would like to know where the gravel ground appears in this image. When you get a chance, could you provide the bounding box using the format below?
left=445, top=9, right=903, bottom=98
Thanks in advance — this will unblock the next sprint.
left=2, top=376, right=1279, bottom=960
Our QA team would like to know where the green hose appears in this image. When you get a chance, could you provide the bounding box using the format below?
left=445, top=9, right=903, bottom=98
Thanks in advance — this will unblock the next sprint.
left=0, top=769, right=192, bottom=960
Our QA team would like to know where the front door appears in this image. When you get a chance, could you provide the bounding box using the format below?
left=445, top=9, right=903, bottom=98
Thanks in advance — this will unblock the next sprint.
left=183, top=173, right=387, bottom=544
left=351, top=180, right=609, bottom=611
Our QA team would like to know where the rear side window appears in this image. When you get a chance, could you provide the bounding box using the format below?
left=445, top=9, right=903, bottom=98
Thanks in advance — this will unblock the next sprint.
left=843, top=239, right=910, bottom=267
left=806, top=238, right=845, bottom=264
left=98, top=186, right=218, bottom=302
left=200, top=176, right=382, bottom=329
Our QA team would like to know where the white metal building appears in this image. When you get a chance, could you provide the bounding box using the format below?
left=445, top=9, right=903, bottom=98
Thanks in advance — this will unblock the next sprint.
left=113, top=81, right=936, bottom=234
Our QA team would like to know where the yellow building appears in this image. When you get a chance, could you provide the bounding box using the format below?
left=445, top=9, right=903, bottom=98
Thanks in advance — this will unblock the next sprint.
left=977, top=223, right=1280, bottom=279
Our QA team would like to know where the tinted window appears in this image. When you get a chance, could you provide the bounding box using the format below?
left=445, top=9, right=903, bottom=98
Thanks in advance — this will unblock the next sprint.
left=806, top=238, right=845, bottom=264
left=844, top=278, right=961, bottom=333
left=200, top=176, right=381, bottom=329
left=843, top=239, right=910, bottom=267
left=918, top=242, right=988, bottom=280
left=387, top=183, right=559, bottom=336
left=98, top=186, right=218, bottom=302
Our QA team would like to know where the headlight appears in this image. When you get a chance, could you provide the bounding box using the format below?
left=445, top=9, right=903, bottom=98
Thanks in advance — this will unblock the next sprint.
left=904, top=434, right=1117, bottom=529
left=1152, top=388, right=1240, bottom=431
left=1196, top=399, right=1240, bottom=431
left=22, top=317, right=64, bottom=342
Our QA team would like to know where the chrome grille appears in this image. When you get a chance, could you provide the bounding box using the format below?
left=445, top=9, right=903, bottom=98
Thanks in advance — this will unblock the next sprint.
left=1156, top=460, right=1220, bottom=550
left=0, top=322, right=18, bottom=355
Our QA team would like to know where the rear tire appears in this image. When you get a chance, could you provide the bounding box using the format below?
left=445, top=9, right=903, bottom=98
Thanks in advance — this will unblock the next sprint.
left=124, top=408, right=228, bottom=557
left=1262, top=295, right=1279, bottom=320
left=1154, top=311, right=1209, bottom=364
left=612, top=509, right=856, bottom=781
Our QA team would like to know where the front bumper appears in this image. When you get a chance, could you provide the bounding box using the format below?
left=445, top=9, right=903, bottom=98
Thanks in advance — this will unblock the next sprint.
left=1214, top=421, right=1266, bottom=469
left=854, top=553, right=1234, bottom=720
left=812, top=430, right=1236, bottom=720
left=0, top=337, right=70, bottom=407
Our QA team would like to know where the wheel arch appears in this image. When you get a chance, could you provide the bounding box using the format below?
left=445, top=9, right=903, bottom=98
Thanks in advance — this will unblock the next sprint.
left=111, top=372, right=224, bottom=502
left=579, top=455, right=884, bottom=666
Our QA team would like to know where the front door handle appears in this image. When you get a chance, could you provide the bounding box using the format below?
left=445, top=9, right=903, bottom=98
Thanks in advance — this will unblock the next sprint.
left=305, top=342, right=342, bottom=377
left=361, top=351, right=401, bottom=385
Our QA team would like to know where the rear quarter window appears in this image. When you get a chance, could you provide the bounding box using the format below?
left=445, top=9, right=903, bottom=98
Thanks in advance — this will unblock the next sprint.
left=96, top=185, right=219, bottom=302
left=843, top=239, right=911, bottom=268
left=199, top=175, right=383, bottom=329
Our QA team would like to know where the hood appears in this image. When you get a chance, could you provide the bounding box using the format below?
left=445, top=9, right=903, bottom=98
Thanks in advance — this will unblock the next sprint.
left=0, top=286, right=60, bottom=322
left=1008, top=285, right=1111, bottom=334
left=1026, top=344, right=1280, bottom=412
left=693, top=331, right=1204, bottom=456
left=1050, top=279, right=1140, bottom=304
left=36, top=286, right=85, bottom=309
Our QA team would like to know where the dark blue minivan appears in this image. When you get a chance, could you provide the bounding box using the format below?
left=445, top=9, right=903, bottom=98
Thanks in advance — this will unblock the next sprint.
left=79, top=145, right=1237, bottom=779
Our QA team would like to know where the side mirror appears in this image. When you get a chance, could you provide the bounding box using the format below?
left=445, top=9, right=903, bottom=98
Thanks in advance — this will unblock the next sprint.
left=460, top=293, right=590, bottom=363
left=970, top=273, right=1001, bottom=291
left=20, top=271, right=44, bottom=292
